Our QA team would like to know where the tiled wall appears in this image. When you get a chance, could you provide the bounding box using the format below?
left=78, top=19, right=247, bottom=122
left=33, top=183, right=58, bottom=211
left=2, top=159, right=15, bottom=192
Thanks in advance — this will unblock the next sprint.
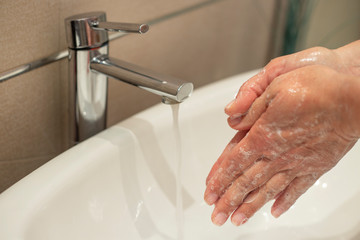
left=308, top=0, right=360, bottom=49
left=0, top=0, right=278, bottom=192
left=290, top=0, right=360, bottom=51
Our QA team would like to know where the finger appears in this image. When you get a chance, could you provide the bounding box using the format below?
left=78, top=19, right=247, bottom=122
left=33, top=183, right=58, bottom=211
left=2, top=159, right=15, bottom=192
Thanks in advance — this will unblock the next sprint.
left=225, top=57, right=287, bottom=116
left=206, top=131, right=247, bottom=185
left=230, top=171, right=295, bottom=226
left=227, top=90, right=270, bottom=130
left=204, top=135, right=263, bottom=205
left=210, top=157, right=284, bottom=226
left=271, top=174, right=318, bottom=218
left=228, top=69, right=295, bottom=131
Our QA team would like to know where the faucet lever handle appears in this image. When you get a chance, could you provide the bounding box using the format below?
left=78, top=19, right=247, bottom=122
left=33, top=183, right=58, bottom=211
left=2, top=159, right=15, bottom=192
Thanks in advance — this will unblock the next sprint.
left=91, top=21, right=149, bottom=34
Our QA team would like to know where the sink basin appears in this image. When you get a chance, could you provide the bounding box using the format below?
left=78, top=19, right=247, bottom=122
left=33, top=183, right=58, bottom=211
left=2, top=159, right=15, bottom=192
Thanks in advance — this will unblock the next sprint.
left=1, top=70, right=360, bottom=239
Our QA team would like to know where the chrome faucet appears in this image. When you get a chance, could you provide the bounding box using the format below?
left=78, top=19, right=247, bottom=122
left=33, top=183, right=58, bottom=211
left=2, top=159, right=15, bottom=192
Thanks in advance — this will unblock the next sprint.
left=65, top=12, right=193, bottom=144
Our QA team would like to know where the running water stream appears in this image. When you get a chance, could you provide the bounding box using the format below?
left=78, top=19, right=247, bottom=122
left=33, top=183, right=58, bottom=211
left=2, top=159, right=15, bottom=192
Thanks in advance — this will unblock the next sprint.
left=171, top=104, right=184, bottom=240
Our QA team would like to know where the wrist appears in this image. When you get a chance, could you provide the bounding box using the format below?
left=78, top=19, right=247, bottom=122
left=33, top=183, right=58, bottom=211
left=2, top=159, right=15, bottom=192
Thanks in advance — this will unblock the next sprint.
left=342, top=74, right=360, bottom=138
left=335, top=40, right=360, bottom=77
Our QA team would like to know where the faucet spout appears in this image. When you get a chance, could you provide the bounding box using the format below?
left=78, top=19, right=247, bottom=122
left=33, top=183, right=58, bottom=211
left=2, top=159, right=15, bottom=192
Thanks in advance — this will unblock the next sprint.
left=90, top=55, right=193, bottom=104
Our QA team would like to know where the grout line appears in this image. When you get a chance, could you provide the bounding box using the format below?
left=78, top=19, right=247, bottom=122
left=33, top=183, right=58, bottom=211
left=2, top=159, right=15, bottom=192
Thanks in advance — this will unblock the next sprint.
left=0, top=50, right=68, bottom=83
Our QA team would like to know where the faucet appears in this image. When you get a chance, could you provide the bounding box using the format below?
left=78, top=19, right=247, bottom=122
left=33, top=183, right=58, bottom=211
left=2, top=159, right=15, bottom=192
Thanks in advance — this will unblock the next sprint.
left=65, top=12, right=193, bottom=144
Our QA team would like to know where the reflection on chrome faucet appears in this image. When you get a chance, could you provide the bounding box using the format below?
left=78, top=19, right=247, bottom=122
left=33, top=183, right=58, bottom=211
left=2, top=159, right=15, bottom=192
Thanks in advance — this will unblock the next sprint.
left=65, top=12, right=193, bottom=144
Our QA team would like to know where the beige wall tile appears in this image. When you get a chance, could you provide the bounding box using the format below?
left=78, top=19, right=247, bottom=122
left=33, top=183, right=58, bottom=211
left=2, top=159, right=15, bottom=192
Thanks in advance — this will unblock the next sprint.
left=0, top=0, right=61, bottom=71
left=0, top=65, right=63, bottom=161
left=297, top=0, right=360, bottom=50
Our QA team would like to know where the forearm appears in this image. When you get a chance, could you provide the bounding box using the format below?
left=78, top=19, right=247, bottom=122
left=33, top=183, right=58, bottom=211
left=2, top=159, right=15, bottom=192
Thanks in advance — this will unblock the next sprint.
left=342, top=73, right=360, bottom=138
left=335, top=40, right=360, bottom=76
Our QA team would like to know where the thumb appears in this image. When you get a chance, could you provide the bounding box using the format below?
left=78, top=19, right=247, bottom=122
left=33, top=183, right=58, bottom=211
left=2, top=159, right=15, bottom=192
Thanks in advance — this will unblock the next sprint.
left=227, top=89, right=271, bottom=130
left=225, top=58, right=285, bottom=116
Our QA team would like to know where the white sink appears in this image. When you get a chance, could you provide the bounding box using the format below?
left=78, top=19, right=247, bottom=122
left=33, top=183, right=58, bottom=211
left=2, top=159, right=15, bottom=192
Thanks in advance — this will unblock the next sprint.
left=1, top=70, right=360, bottom=239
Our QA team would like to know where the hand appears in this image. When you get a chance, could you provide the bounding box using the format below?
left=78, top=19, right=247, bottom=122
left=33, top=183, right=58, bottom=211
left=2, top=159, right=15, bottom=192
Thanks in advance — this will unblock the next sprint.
left=225, top=42, right=360, bottom=127
left=204, top=65, right=360, bottom=226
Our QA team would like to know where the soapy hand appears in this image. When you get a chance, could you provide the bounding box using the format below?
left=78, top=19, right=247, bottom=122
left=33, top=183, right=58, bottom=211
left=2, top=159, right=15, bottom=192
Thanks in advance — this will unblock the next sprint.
left=204, top=65, right=360, bottom=226
left=224, top=42, right=360, bottom=122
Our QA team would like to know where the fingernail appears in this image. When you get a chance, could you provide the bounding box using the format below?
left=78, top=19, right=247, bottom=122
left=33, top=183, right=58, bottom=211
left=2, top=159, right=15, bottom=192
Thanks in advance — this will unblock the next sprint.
left=213, top=212, right=228, bottom=226
left=228, top=113, right=244, bottom=126
left=233, top=117, right=250, bottom=130
left=272, top=207, right=284, bottom=218
left=231, top=213, right=248, bottom=226
left=205, top=193, right=218, bottom=205
left=225, top=100, right=235, bottom=112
